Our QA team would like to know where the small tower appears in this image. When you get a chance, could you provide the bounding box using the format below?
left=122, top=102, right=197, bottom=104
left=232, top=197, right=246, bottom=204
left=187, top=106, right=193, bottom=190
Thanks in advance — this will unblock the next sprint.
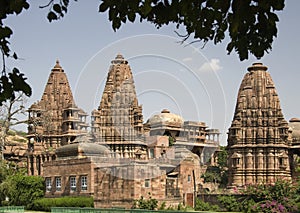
left=27, top=60, right=88, bottom=176
left=91, top=54, right=146, bottom=159
left=227, top=63, right=291, bottom=187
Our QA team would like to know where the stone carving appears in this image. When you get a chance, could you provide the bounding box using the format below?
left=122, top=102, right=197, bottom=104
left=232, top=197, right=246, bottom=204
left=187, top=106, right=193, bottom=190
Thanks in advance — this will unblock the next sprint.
left=91, top=54, right=146, bottom=158
left=227, top=63, right=292, bottom=187
left=27, top=60, right=88, bottom=176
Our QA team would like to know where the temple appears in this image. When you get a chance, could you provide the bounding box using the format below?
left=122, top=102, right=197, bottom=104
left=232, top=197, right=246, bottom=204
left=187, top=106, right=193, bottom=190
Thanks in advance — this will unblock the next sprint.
left=91, top=54, right=146, bottom=159
left=17, top=56, right=300, bottom=207
left=26, top=60, right=88, bottom=176
left=35, top=54, right=220, bottom=208
left=227, top=63, right=292, bottom=187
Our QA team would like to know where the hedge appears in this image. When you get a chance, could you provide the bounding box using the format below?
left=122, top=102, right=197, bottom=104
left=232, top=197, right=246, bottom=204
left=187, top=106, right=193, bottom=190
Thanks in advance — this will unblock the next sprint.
left=32, top=196, right=93, bottom=211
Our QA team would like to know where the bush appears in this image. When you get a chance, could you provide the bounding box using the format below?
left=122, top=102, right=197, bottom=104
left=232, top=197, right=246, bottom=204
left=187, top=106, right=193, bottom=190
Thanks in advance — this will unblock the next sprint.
left=218, top=195, right=241, bottom=212
left=32, top=196, right=94, bottom=212
left=0, top=174, right=44, bottom=209
left=240, top=180, right=299, bottom=213
left=158, top=201, right=166, bottom=210
left=194, top=198, right=220, bottom=212
left=133, top=194, right=158, bottom=210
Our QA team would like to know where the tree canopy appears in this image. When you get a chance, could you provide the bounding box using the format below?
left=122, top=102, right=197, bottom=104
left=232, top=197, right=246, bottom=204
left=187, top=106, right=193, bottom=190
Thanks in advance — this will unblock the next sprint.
left=0, top=0, right=286, bottom=104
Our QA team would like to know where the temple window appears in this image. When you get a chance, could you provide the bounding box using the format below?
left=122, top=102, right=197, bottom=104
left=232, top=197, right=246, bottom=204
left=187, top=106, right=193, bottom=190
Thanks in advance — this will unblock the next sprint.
left=70, top=176, right=76, bottom=191
left=55, top=177, right=61, bottom=191
left=81, top=176, right=88, bottom=191
left=279, top=156, right=287, bottom=169
left=149, top=149, right=154, bottom=158
left=231, top=153, right=242, bottom=168
left=231, top=129, right=236, bottom=135
left=144, top=179, right=150, bottom=188
left=279, top=158, right=283, bottom=166
left=45, top=177, right=52, bottom=192
left=232, top=158, right=240, bottom=167
left=188, top=175, right=191, bottom=182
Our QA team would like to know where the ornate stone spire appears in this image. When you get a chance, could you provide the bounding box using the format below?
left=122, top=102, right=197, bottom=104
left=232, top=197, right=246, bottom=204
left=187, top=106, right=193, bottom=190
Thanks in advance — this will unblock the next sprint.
left=91, top=54, right=146, bottom=159
left=227, top=63, right=291, bottom=187
left=27, top=60, right=88, bottom=175
left=39, top=60, right=75, bottom=113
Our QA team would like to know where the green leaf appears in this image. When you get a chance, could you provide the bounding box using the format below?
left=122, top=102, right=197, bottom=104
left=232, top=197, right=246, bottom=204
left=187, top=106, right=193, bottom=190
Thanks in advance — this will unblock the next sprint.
left=9, top=68, right=32, bottom=96
left=63, top=0, right=69, bottom=7
left=47, top=11, right=58, bottom=22
left=9, top=0, right=30, bottom=15
left=0, top=26, right=13, bottom=39
left=12, top=52, right=18, bottom=59
left=140, top=0, right=153, bottom=17
left=112, top=18, right=121, bottom=30
left=272, top=0, right=285, bottom=10
left=99, top=2, right=109, bottom=12
left=53, top=4, right=62, bottom=14
left=62, top=6, right=67, bottom=13
left=128, top=11, right=136, bottom=22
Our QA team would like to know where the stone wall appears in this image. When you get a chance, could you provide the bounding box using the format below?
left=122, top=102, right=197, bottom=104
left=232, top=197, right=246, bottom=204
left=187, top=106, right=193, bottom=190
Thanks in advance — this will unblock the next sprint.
left=43, top=157, right=95, bottom=197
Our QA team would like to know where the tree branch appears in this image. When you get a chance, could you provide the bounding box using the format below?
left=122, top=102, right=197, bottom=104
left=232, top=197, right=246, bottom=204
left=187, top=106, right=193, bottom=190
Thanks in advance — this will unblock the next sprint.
left=39, top=0, right=55, bottom=9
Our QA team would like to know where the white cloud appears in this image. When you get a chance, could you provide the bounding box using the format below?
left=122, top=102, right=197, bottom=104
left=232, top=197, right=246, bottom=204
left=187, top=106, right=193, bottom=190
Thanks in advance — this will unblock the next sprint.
left=198, top=58, right=222, bottom=72
left=182, top=57, right=193, bottom=62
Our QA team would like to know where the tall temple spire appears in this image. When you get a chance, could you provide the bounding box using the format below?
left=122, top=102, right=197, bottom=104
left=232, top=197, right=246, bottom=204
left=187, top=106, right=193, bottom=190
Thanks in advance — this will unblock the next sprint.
left=39, top=60, right=74, bottom=109
left=27, top=60, right=88, bottom=176
left=227, top=63, right=291, bottom=187
left=91, top=54, right=146, bottom=159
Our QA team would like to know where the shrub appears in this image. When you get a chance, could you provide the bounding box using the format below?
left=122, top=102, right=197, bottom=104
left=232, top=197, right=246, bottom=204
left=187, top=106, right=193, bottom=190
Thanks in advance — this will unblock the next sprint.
left=133, top=194, right=158, bottom=210
left=194, top=198, right=220, bottom=211
left=0, top=174, right=44, bottom=209
left=240, top=180, right=299, bottom=213
left=218, top=195, right=240, bottom=212
left=158, top=201, right=166, bottom=210
left=32, top=196, right=94, bottom=211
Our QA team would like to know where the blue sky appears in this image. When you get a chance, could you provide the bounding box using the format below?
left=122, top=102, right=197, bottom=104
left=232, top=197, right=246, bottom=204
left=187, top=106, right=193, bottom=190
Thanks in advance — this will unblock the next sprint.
left=4, top=1, right=300, bottom=145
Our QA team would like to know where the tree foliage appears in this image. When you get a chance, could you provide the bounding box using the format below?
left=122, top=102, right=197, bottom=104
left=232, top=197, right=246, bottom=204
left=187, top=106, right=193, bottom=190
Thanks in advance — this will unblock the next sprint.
left=0, top=0, right=286, bottom=104
left=0, top=0, right=32, bottom=106
left=218, top=195, right=241, bottom=212
left=217, top=146, right=228, bottom=169
left=98, top=0, right=284, bottom=61
left=0, top=172, right=44, bottom=209
left=43, top=0, right=285, bottom=61
left=201, top=146, right=228, bottom=188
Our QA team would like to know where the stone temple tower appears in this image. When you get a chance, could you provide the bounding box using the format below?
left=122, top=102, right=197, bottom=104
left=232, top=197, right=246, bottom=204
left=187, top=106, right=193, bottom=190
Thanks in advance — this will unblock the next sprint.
left=91, top=54, right=147, bottom=159
left=227, top=63, right=291, bottom=187
left=27, top=60, right=88, bottom=176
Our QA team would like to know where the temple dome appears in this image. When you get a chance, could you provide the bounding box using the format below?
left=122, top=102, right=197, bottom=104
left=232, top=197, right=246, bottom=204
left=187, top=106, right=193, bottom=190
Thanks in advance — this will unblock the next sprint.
left=289, top=118, right=300, bottom=141
left=147, top=109, right=184, bottom=127
left=56, top=142, right=111, bottom=158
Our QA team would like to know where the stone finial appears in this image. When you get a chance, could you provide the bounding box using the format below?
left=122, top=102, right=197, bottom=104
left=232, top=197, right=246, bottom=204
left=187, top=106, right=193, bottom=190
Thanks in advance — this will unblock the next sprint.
left=161, top=109, right=170, bottom=113
left=247, top=62, right=268, bottom=72
left=111, top=53, right=128, bottom=65
left=54, top=59, right=62, bottom=69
